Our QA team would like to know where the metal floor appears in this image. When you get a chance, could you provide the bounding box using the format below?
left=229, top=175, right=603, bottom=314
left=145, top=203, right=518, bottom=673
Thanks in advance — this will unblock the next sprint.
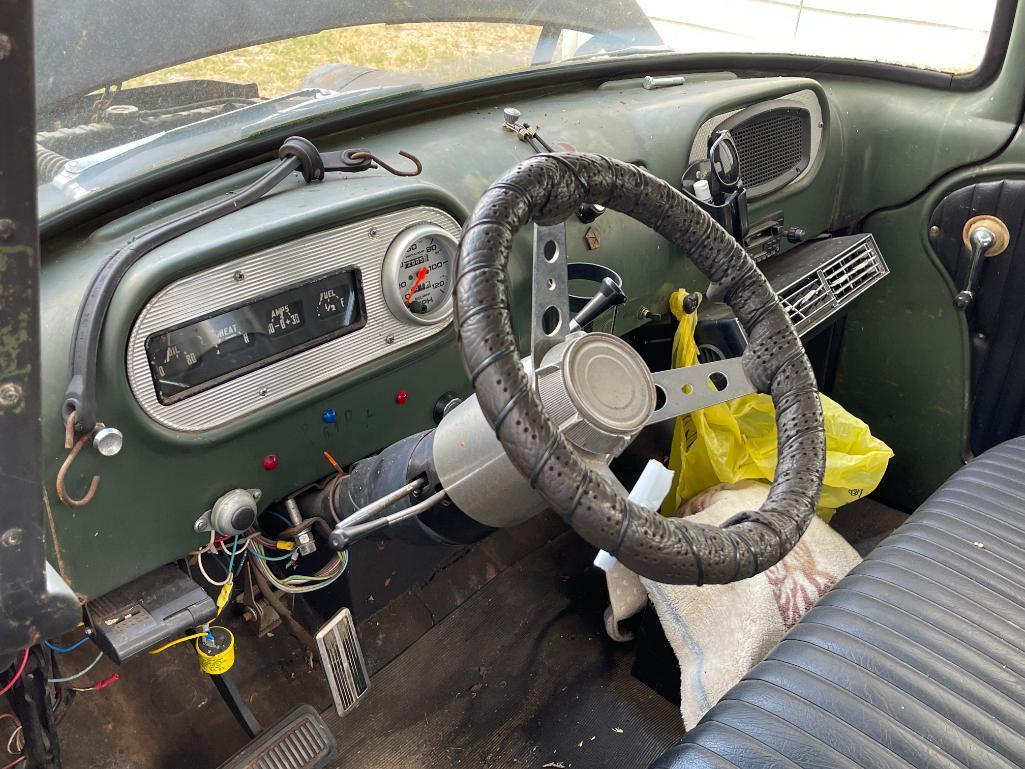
left=323, top=531, right=683, bottom=768
left=55, top=524, right=681, bottom=769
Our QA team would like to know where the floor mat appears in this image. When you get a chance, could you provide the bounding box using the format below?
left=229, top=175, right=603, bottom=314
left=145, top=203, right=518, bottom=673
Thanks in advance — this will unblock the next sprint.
left=323, top=532, right=683, bottom=769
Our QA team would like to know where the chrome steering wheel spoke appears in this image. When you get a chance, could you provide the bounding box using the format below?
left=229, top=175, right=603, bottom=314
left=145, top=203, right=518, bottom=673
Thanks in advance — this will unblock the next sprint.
left=530, top=223, right=572, bottom=374
left=647, top=357, right=756, bottom=425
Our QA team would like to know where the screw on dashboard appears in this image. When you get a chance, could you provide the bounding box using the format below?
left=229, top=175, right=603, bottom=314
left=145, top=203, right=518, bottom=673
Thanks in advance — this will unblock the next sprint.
left=233, top=271, right=245, bottom=282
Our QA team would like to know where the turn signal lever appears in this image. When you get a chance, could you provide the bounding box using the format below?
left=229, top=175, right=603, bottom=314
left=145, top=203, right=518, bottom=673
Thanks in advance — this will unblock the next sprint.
left=954, top=216, right=1010, bottom=310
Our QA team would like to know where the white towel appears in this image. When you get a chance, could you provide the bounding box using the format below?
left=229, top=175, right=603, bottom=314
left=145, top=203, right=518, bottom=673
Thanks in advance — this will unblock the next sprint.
left=639, top=480, right=862, bottom=728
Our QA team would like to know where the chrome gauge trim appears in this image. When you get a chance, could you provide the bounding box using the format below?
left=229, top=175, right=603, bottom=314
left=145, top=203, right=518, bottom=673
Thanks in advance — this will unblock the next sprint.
left=127, top=206, right=462, bottom=432
left=382, top=223, right=457, bottom=326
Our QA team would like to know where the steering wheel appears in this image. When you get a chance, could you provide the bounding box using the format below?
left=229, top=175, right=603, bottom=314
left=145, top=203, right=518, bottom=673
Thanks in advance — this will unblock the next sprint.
left=454, top=153, right=825, bottom=585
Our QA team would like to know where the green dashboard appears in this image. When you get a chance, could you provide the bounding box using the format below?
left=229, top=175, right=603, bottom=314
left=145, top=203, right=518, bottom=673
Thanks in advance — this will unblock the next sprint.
left=39, top=56, right=1025, bottom=599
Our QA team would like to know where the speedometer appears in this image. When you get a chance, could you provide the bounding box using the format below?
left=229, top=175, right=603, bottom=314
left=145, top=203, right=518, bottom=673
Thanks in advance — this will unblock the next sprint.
left=383, top=223, right=458, bottom=325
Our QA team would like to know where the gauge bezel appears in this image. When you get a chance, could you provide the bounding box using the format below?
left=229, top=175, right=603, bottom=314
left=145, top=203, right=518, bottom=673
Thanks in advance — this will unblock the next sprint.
left=382, top=222, right=458, bottom=326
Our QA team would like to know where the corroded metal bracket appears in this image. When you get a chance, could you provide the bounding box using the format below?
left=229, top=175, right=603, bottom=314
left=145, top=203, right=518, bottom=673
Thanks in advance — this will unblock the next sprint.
left=0, top=0, right=80, bottom=661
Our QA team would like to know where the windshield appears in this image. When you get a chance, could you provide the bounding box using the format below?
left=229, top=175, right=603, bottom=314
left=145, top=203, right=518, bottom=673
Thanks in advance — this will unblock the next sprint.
left=35, top=0, right=1002, bottom=212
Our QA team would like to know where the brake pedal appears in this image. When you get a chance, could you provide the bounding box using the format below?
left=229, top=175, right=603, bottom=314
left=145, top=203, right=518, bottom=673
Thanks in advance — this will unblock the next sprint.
left=216, top=704, right=336, bottom=769
left=316, top=607, right=370, bottom=716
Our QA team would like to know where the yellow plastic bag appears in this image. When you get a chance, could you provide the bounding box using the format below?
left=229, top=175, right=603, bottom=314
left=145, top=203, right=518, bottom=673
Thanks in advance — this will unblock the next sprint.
left=662, top=289, right=894, bottom=521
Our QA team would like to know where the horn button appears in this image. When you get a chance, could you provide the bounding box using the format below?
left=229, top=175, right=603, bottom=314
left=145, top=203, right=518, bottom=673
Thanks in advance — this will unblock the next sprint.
left=536, top=333, right=656, bottom=456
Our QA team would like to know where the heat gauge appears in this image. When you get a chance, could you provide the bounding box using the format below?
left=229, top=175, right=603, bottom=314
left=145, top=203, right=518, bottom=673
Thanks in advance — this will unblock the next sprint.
left=383, top=223, right=458, bottom=326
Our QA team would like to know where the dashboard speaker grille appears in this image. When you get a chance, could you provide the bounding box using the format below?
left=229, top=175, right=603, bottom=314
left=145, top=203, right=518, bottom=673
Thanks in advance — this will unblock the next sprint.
left=718, top=100, right=812, bottom=199
left=733, top=109, right=805, bottom=188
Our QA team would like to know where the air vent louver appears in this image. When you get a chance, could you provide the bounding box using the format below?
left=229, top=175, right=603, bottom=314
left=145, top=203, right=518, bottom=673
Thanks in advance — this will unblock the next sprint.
left=776, top=235, right=889, bottom=335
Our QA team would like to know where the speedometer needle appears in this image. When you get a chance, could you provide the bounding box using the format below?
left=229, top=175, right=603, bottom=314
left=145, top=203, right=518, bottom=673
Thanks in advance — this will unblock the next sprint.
left=405, top=267, right=429, bottom=305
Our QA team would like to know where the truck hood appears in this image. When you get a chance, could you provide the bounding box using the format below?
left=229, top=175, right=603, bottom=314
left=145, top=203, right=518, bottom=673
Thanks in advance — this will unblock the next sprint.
left=35, top=0, right=660, bottom=108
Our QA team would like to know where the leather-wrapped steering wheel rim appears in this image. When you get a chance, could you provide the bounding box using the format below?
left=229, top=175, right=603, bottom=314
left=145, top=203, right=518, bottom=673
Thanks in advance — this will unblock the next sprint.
left=454, top=153, right=825, bottom=585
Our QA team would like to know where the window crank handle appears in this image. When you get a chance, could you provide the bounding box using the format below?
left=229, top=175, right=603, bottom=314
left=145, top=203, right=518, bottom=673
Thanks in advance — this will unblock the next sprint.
left=954, top=217, right=1009, bottom=310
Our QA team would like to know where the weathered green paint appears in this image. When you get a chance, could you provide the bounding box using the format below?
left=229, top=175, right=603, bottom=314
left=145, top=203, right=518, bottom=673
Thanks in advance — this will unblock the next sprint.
left=0, top=246, right=34, bottom=401
left=41, top=75, right=841, bottom=598
left=36, top=4, right=1025, bottom=597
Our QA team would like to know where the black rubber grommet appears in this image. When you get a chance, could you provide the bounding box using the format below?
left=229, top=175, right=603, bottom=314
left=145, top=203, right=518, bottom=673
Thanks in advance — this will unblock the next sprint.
left=279, top=136, right=325, bottom=182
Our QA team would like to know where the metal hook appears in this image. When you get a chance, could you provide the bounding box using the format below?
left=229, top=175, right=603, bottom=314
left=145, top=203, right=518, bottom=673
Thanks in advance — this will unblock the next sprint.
left=349, top=150, right=423, bottom=177
left=56, top=412, right=100, bottom=508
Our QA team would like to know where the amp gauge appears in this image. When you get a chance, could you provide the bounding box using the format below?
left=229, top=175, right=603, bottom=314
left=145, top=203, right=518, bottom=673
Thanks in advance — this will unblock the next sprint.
left=383, top=223, right=458, bottom=325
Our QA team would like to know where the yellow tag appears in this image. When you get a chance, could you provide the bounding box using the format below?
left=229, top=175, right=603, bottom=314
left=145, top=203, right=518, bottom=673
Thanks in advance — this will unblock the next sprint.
left=196, top=627, right=235, bottom=675
left=275, top=540, right=295, bottom=551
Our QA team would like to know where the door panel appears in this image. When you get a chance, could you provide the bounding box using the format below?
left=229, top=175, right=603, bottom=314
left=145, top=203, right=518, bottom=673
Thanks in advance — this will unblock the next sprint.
left=929, top=179, right=1025, bottom=455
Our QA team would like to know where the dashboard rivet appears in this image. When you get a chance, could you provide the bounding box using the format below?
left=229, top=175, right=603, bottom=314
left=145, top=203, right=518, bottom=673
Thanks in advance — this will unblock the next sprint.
left=385, top=334, right=396, bottom=344
left=262, top=454, right=279, bottom=471
left=1, top=528, right=22, bottom=548
left=322, top=408, right=337, bottom=424
left=0, top=382, right=22, bottom=407
left=259, top=388, right=268, bottom=396
left=233, top=270, right=245, bottom=282
left=395, top=390, right=409, bottom=405
left=368, top=228, right=378, bottom=238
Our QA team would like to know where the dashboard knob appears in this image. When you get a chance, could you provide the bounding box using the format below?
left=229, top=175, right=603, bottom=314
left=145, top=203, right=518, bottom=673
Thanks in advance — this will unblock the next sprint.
left=433, top=392, right=462, bottom=424
left=785, top=226, right=807, bottom=244
left=92, top=425, right=123, bottom=457
left=578, top=203, right=606, bottom=224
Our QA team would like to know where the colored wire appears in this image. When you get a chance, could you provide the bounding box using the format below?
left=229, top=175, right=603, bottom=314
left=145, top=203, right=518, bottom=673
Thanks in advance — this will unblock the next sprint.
left=247, top=544, right=294, bottom=562
left=0, top=755, right=25, bottom=769
left=147, top=632, right=210, bottom=655
left=0, top=651, right=29, bottom=698
left=262, top=510, right=294, bottom=529
left=6, top=725, right=22, bottom=756
left=47, top=650, right=103, bottom=683
left=1, top=715, right=20, bottom=756
left=226, top=534, right=240, bottom=575
left=249, top=547, right=348, bottom=594
left=72, top=673, right=120, bottom=692
left=44, top=637, right=90, bottom=654
left=195, top=547, right=231, bottom=587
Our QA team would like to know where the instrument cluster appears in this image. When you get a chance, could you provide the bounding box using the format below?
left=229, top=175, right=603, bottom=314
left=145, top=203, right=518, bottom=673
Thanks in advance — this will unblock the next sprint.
left=126, top=206, right=461, bottom=431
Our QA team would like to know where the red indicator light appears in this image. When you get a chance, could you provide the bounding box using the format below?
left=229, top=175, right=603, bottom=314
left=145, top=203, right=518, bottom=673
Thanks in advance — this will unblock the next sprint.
left=262, top=454, right=279, bottom=471
left=395, top=390, right=408, bottom=405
